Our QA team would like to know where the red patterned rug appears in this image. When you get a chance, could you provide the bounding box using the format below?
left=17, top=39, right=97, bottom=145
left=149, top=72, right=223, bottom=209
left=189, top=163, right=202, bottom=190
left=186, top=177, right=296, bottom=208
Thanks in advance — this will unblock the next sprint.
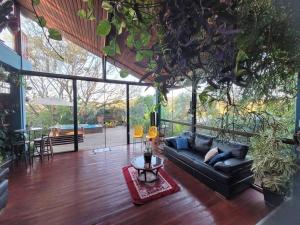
left=122, top=166, right=180, bottom=205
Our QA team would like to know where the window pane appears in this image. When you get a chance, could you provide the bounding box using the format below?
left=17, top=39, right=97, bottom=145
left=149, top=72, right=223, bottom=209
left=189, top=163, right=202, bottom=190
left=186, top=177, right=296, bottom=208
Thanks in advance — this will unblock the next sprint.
left=21, top=14, right=103, bottom=78
left=0, top=28, right=15, bottom=50
left=25, top=76, right=74, bottom=153
left=129, top=85, right=156, bottom=143
left=0, top=82, right=10, bottom=94
left=106, top=61, right=140, bottom=82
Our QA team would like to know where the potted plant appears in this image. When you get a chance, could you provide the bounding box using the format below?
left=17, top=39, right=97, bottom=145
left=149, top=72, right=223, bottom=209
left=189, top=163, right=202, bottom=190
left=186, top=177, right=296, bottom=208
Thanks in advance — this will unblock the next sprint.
left=250, top=123, right=298, bottom=208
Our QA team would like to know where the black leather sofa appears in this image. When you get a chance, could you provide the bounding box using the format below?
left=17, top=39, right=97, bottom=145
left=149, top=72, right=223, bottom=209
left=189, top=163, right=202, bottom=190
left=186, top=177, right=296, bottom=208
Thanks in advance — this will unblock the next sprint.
left=164, top=132, right=254, bottom=198
left=0, top=167, right=9, bottom=211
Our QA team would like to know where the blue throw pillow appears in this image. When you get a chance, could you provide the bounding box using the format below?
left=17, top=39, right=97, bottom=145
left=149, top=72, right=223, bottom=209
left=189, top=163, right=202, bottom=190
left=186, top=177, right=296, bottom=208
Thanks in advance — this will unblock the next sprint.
left=175, top=137, right=189, bottom=150
left=208, top=152, right=232, bottom=166
left=170, top=138, right=177, bottom=148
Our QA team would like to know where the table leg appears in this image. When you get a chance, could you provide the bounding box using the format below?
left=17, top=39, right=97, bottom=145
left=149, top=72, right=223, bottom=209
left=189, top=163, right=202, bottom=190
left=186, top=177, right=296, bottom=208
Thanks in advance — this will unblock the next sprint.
left=155, top=168, right=160, bottom=180
left=144, top=171, right=147, bottom=182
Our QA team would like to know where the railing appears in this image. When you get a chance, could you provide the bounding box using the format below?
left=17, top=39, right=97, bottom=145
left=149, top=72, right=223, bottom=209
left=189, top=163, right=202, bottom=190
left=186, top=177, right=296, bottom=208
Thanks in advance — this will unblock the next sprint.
left=161, top=119, right=257, bottom=137
left=160, top=119, right=295, bottom=145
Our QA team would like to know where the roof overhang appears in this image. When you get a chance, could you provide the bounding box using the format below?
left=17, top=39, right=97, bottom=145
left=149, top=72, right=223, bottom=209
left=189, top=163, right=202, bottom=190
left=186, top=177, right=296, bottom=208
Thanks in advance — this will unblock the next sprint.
left=17, top=0, right=149, bottom=80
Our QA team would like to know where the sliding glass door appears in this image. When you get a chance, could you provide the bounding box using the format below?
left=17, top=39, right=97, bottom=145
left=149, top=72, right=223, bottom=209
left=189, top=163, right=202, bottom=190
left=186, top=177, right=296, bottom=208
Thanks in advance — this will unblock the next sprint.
left=104, top=83, right=127, bottom=147
left=25, top=76, right=74, bottom=153
left=129, top=85, right=156, bottom=143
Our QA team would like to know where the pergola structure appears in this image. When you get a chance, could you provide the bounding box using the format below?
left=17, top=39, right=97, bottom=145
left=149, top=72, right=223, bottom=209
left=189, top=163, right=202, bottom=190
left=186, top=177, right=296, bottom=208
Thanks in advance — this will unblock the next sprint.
left=1, top=1, right=300, bottom=225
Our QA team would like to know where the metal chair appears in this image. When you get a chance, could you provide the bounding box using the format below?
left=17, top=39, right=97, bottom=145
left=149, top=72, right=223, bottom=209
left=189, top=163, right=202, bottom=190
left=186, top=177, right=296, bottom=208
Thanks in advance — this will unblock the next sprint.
left=33, top=132, right=53, bottom=161
left=133, top=125, right=144, bottom=151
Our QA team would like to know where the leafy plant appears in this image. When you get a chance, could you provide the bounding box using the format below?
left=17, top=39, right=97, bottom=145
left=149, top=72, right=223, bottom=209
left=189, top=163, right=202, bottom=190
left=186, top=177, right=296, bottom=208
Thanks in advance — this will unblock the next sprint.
left=30, top=0, right=64, bottom=59
left=0, top=0, right=18, bottom=34
left=250, top=122, right=298, bottom=195
left=75, top=0, right=299, bottom=104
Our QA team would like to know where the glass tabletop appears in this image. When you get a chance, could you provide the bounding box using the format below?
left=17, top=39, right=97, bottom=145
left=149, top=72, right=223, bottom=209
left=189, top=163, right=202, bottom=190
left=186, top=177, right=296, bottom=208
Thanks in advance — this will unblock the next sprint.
left=131, top=155, right=164, bottom=170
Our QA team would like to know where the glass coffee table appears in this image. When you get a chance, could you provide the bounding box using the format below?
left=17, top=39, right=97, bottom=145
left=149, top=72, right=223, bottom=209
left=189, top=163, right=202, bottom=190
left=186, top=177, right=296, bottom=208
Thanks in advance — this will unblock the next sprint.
left=131, top=155, right=164, bottom=183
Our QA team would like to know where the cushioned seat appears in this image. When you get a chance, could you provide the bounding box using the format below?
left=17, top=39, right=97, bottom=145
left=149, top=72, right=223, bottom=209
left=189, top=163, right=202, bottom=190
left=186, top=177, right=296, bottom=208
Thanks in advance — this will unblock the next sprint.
left=192, top=160, right=231, bottom=184
left=164, top=132, right=254, bottom=198
left=214, top=157, right=253, bottom=175
left=177, top=150, right=201, bottom=165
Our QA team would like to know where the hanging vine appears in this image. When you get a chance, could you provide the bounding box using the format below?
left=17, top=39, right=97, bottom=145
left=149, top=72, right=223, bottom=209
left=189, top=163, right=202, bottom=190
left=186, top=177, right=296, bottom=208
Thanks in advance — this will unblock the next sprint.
left=27, top=0, right=300, bottom=137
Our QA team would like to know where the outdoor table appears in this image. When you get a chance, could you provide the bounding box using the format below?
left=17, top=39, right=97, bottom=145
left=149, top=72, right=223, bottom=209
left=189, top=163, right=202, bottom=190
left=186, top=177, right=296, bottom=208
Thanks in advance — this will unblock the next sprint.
left=14, top=127, right=43, bottom=142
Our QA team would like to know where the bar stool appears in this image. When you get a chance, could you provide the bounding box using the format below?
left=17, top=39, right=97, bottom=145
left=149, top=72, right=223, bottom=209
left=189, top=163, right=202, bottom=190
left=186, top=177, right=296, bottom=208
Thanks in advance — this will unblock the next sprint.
left=11, top=132, right=31, bottom=166
left=33, top=132, right=53, bottom=161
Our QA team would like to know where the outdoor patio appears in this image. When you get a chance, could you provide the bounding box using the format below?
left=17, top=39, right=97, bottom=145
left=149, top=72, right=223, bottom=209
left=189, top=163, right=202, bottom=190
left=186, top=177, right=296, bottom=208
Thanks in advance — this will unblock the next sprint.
left=53, top=126, right=128, bottom=153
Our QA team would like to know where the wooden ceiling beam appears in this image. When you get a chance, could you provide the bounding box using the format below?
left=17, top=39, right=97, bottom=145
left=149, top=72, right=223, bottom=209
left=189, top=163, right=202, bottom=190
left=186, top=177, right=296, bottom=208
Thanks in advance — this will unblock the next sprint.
left=17, top=0, right=150, bottom=80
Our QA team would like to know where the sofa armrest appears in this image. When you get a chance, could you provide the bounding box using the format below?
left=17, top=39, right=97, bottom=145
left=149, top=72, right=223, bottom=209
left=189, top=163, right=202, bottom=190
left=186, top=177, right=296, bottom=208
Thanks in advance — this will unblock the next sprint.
left=214, top=157, right=253, bottom=174
left=164, top=136, right=178, bottom=147
left=0, top=168, right=9, bottom=183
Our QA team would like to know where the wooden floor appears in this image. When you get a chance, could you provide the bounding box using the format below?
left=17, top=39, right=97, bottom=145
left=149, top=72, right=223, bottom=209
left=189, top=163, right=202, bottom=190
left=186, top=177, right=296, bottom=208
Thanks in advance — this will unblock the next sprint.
left=0, top=145, right=270, bottom=225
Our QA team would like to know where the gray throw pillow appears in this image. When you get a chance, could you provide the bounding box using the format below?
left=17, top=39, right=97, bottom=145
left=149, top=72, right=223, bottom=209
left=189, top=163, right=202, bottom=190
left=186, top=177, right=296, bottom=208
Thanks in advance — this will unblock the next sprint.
left=193, top=135, right=213, bottom=155
left=229, top=143, right=248, bottom=159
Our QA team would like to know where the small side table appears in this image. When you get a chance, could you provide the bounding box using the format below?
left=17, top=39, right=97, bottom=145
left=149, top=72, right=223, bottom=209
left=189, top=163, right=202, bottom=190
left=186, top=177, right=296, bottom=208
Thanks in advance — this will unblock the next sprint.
left=131, top=155, right=164, bottom=183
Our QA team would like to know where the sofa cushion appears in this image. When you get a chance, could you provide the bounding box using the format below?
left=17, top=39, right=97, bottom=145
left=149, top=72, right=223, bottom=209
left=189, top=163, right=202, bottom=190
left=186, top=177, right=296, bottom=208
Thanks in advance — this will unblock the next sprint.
left=214, top=141, right=249, bottom=159
left=204, top=147, right=219, bottom=163
left=193, top=134, right=213, bottom=155
left=230, top=144, right=249, bottom=159
left=192, top=160, right=231, bottom=184
left=208, top=152, right=232, bottom=166
left=177, top=150, right=202, bottom=165
left=181, top=131, right=195, bottom=148
left=176, top=137, right=189, bottom=150
left=214, top=157, right=253, bottom=175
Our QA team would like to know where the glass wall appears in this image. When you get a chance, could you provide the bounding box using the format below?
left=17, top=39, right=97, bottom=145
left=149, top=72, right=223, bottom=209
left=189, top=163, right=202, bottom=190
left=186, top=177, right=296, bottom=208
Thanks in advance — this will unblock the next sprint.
left=25, top=76, right=74, bottom=153
left=21, top=14, right=103, bottom=78
left=161, top=87, right=192, bottom=137
left=0, top=28, right=15, bottom=50
left=129, top=85, right=156, bottom=143
left=104, top=83, right=127, bottom=146
left=106, top=61, right=139, bottom=82
left=77, top=81, right=105, bottom=150
left=77, top=82, right=128, bottom=150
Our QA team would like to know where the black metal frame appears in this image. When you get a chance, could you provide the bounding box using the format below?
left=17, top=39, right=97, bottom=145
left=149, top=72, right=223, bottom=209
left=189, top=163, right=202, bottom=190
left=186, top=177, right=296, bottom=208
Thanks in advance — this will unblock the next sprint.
left=11, top=4, right=155, bottom=151
left=72, top=80, right=79, bottom=151
left=19, top=68, right=153, bottom=151
left=126, top=84, right=130, bottom=145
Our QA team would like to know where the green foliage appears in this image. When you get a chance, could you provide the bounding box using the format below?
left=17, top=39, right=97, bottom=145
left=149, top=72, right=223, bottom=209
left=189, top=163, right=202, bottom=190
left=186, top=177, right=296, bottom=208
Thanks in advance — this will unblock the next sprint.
left=102, top=39, right=120, bottom=56
left=37, top=16, right=46, bottom=27
left=31, top=0, right=63, bottom=59
left=250, top=122, right=298, bottom=194
left=96, top=20, right=111, bottom=37
left=0, top=0, right=19, bottom=33
left=77, top=0, right=95, bottom=20
left=48, top=28, right=62, bottom=41
left=75, top=0, right=300, bottom=103
left=102, top=1, right=113, bottom=12
left=32, top=0, right=40, bottom=6
left=119, top=70, right=129, bottom=78
left=130, top=95, right=155, bottom=129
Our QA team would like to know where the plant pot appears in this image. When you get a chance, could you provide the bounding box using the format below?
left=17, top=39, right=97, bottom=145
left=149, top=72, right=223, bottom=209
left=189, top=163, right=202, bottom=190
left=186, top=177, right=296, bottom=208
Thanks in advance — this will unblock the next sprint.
left=144, top=152, right=152, bottom=164
left=263, top=188, right=284, bottom=208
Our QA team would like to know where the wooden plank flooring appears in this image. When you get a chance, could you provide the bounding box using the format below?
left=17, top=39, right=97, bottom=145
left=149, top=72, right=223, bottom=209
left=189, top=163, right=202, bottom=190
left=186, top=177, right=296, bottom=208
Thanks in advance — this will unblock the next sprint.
left=0, top=145, right=270, bottom=225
